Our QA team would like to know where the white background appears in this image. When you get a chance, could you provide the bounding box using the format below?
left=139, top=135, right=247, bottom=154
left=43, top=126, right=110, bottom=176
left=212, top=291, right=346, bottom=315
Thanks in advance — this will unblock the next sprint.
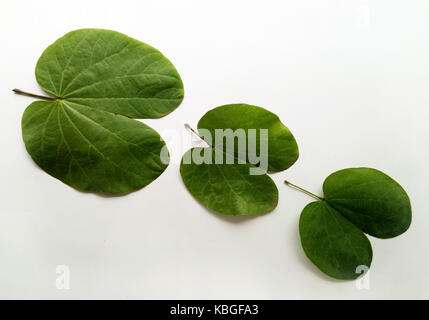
left=0, top=0, right=428, bottom=299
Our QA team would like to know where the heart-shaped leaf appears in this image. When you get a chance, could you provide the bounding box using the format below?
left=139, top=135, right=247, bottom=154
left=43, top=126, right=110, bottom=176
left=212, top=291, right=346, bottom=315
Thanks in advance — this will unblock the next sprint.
left=180, top=104, right=298, bottom=215
left=18, top=29, right=184, bottom=194
left=299, top=201, right=373, bottom=280
left=323, top=168, right=412, bottom=238
left=291, top=167, right=411, bottom=280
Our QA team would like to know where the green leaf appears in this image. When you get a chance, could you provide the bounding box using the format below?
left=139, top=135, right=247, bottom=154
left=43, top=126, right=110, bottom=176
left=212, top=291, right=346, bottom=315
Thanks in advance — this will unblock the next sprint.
left=299, top=201, right=373, bottom=280
left=180, top=104, right=298, bottom=215
left=323, top=168, right=412, bottom=238
left=292, top=167, right=411, bottom=279
left=18, top=29, right=182, bottom=194
left=180, top=148, right=278, bottom=215
left=22, top=100, right=168, bottom=194
left=197, top=104, right=299, bottom=172
left=35, top=29, right=184, bottom=119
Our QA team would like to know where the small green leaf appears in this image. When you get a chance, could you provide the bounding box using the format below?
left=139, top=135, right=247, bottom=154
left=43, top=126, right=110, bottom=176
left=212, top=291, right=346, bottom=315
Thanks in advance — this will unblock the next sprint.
left=289, top=167, right=411, bottom=279
left=197, top=104, right=299, bottom=172
left=18, top=29, right=182, bottom=194
left=36, top=29, right=184, bottom=119
left=22, top=100, right=168, bottom=194
left=299, top=201, right=373, bottom=280
left=323, top=168, right=412, bottom=238
left=180, top=148, right=278, bottom=215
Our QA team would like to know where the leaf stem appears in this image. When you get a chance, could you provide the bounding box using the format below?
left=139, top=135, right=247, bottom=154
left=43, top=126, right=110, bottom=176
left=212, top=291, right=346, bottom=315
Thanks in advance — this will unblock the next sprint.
left=13, top=88, right=57, bottom=101
left=284, top=180, right=324, bottom=201
left=184, top=123, right=213, bottom=148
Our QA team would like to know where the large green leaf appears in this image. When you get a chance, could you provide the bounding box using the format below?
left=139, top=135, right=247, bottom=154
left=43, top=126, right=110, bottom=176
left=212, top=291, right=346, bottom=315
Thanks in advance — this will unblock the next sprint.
left=180, top=148, right=278, bottom=215
left=299, top=201, right=373, bottom=280
left=22, top=100, right=168, bottom=194
left=35, top=29, right=184, bottom=118
left=18, top=28, right=183, bottom=194
left=198, top=104, right=299, bottom=172
left=180, top=104, right=298, bottom=215
left=323, top=168, right=412, bottom=238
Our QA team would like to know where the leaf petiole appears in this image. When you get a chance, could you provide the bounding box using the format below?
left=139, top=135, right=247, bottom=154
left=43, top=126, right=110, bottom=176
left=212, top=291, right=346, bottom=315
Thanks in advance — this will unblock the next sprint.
left=13, top=88, right=57, bottom=101
left=284, top=180, right=324, bottom=201
left=184, top=123, right=213, bottom=148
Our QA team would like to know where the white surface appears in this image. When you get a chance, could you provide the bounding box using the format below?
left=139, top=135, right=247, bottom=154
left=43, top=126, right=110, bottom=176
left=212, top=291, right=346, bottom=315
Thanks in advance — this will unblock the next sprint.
left=0, top=0, right=428, bottom=299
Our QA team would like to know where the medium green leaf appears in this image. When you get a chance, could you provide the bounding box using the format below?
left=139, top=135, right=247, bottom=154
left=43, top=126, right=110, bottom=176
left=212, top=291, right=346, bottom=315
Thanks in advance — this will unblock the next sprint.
left=323, top=168, right=412, bottom=238
left=180, top=148, right=278, bottom=215
left=36, top=29, right=184, bottom=119
left=181, top=104, right=298, bottom=215
left=197, top=104, right=299, bottom=172
left=22, top=100, right=168, bottom=194
left=299, top=201, right=373, bottom=280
